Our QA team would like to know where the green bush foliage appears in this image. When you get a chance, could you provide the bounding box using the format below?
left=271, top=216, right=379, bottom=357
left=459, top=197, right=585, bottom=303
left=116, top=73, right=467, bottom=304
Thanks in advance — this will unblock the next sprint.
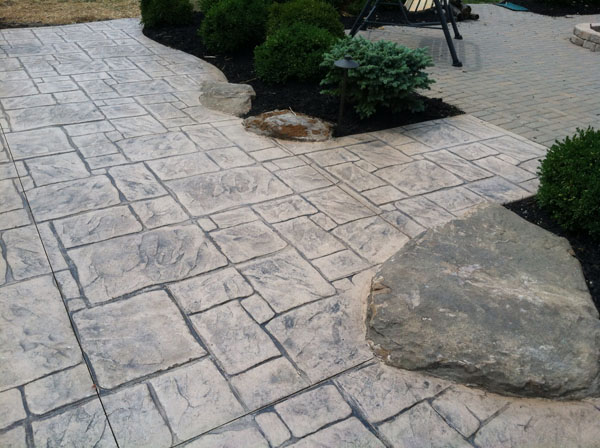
left=199, top=0, right=268, bottom=53
left=197, top=0, right=220, bottom=12
left=273, top=0, right=364, bottom=12
left=140, top=0, right=194, bottom=28
left=272, top=0, right=342, bottom=5
left=255, top=23, right=338, bottom=83
left=342, top=0, right=366, bottom=15
left=267, top=0, right=345, bottom=37
left=320, top=36, right=434, bottom=119
left=537, top=127, right=600, bottom=237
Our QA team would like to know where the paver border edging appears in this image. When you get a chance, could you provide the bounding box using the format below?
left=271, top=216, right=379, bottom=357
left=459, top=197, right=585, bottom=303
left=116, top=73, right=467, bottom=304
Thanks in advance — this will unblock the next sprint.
left=570, top=23, right=600, bottom=51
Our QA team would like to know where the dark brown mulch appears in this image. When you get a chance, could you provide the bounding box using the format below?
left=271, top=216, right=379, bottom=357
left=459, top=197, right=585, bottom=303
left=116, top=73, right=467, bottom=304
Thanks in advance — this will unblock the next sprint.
left=505, top=0, right=600, bottom=16
left=143, top=12, right=462, bottom=137
left=505, top=197, right=599, bottom=312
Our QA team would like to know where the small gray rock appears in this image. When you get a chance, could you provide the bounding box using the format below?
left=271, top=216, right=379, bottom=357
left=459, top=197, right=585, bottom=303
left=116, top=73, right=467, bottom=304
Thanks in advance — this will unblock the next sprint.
left=198, top=81, right=255, bottom=116
left=367, top=204, right=600, bottom=399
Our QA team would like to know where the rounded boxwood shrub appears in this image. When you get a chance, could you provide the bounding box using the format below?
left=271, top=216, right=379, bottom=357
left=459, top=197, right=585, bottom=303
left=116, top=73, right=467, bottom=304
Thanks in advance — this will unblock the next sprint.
left=140, top=0, right=194, bottom=28
left=320, top=36, right=434, bottom=119
left=267, top=0, right=345, bottom=38
left=537, top=127, right=600, bottom=237
left=255, top=23, right=338, bottom=83
left=199, top=0, right=269, bottom=54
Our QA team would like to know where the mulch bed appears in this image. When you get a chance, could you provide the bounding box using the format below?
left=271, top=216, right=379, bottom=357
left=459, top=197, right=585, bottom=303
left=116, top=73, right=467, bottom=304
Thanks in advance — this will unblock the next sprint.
left=505, top=197, right=599, bottom=312
left=506, top=0, right=600, bottom=16
left=143, top=12, right=462, bottom=137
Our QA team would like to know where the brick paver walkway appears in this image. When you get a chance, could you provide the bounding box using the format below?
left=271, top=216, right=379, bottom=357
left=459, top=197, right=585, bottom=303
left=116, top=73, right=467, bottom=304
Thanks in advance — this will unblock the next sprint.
left=1, top=18, right=599, bottom=448
left=365, top=5, right=600, bottom=147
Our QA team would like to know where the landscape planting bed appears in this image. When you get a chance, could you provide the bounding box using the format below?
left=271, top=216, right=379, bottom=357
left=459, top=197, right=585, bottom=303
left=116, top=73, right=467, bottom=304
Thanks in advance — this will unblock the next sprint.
left=144, top=12, right=462, bottom=137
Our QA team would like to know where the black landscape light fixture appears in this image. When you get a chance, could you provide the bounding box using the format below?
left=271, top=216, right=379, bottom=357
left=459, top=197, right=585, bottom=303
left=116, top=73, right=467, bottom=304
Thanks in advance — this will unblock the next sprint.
left=334, top=55, right=359, bottom=133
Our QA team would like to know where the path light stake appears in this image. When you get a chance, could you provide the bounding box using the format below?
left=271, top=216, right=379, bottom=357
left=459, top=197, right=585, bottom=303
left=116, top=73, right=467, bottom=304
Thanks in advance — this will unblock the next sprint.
left=334, top=55, right=359, bottom=134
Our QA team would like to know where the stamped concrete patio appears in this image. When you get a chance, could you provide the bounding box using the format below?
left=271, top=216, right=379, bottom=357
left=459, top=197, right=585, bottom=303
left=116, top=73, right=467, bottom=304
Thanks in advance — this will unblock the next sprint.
left=0, top=18, right=598, bottom=448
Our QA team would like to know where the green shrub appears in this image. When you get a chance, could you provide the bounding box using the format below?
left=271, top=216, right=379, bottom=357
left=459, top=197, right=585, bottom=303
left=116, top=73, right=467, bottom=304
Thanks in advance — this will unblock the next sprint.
left=140, top=0, right=194, bottom=28
left=255, top=24, right=338, bottom=83
left=197, top=0, right=220, bottom=12
left=199, top=0, right=269, bottom=53
left=320, top=36, right=434, bottom=119
left=272, top=0, right=345, bottom=6
left=262, top=0, right=364, bottom=13
left=267, top=0, right=345, bottom=37
left=537, top=127, right=600, bottom=237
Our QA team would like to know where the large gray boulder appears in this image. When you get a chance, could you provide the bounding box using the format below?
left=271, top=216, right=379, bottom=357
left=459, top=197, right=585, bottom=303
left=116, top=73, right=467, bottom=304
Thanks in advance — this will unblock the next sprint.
left=198, top=81, right=255, bottom=117
left=367, top=204, right=600, bottom=399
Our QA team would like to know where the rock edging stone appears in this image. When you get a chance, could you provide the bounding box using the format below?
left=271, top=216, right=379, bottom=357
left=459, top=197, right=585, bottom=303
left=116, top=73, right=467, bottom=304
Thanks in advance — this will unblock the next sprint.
left=366, top=203, right=600, bottom=399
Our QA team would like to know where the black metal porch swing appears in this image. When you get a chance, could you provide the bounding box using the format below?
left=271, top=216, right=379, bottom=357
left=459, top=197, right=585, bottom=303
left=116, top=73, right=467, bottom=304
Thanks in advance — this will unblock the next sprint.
left=349, top=0, right=464, bottom=67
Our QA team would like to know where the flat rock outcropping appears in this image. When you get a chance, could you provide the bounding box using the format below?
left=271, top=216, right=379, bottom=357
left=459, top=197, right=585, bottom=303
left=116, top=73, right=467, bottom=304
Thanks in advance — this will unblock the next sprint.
left=367, top=204, right=600, bottom=399
left=243, top=110, right=333, bottom=141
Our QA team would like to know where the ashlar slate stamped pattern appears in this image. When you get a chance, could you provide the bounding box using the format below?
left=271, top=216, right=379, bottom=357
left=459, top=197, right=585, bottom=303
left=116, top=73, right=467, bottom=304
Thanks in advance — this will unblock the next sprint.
left=1, top=18, right=596, bottom=448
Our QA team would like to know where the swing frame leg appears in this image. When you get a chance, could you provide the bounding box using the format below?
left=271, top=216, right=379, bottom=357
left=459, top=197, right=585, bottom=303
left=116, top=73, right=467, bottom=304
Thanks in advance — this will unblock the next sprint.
left=350, top=0, right=380, bottom=36
left=433, top=0, right=462, bottom=66
left=446, top=0, right=463, bottom=39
